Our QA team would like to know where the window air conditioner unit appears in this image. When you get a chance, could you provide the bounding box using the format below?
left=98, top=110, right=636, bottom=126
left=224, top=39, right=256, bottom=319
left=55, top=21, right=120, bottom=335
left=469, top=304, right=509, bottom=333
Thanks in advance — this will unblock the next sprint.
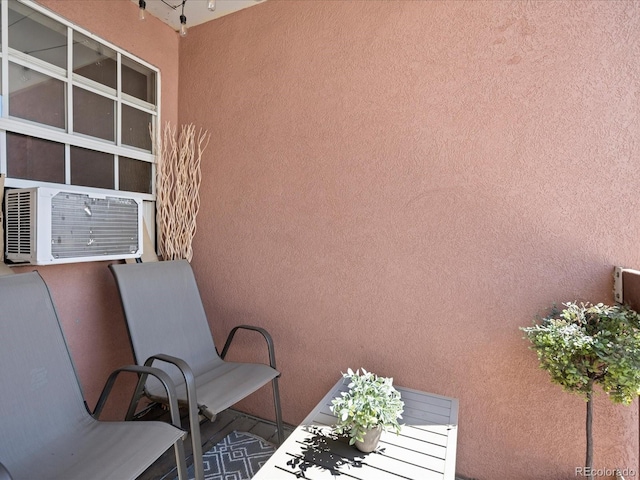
left=4, top=187, right=143, bottom=265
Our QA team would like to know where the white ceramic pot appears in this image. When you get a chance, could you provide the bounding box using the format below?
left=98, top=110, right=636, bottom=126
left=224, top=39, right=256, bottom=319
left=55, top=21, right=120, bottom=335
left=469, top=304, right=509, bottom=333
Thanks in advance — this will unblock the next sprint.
left=354, top=426, right=382, bottom=453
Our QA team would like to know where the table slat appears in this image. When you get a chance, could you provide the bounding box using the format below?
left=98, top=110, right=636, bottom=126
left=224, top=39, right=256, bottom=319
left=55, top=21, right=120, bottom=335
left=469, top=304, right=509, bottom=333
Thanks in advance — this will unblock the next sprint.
left=254, top=379, right=459, bottom=480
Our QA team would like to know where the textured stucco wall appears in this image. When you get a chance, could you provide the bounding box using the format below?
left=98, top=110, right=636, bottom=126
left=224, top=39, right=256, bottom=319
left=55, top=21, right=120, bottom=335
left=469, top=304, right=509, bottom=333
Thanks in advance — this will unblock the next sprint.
left=179, top=1, right=640, bottom=478
left=12, top=0, right=180, bottom=415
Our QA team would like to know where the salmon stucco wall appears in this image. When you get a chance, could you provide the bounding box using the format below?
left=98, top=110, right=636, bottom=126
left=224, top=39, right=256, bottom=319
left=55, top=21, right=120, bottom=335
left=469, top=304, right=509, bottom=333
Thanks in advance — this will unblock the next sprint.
left=11, top=0, right=180, bottom=415
left=179, top=1, right=640, bottom=478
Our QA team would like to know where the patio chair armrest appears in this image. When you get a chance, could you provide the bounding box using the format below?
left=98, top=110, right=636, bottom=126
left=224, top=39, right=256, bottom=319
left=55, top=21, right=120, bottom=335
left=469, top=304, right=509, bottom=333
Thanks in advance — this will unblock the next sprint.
left=142, top=354, right=198, bottom=413
left=142, top=354, right=204, bottom=480
left=0, top=463, right=13, bottom=480
left=92, top=365, right=184, bottom=433
left=221, top=325, right=278, bottom=370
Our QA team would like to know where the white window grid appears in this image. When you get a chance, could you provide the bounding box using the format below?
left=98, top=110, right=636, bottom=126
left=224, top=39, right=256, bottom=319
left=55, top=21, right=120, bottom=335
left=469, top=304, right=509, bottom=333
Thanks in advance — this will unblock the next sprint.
left=0, top=0, right=161, bottom=202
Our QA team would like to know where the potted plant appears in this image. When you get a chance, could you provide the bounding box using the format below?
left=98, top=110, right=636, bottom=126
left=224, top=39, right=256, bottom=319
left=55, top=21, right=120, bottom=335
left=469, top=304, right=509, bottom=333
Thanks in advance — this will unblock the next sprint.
left=330, top=368, right=405, bottom=453
left=521, top=302, right=640, bottom=480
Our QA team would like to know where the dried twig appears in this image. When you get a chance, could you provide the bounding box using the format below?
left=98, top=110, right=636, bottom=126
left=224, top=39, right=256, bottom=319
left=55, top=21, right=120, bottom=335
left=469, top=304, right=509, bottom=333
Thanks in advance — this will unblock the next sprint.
left=154, top=122, right=210, bottom=262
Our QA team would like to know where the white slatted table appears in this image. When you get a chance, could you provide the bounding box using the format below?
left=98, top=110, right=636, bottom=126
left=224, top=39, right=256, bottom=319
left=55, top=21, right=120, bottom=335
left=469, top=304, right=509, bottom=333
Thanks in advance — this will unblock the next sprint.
left=254, top=378, right=459, bottom=479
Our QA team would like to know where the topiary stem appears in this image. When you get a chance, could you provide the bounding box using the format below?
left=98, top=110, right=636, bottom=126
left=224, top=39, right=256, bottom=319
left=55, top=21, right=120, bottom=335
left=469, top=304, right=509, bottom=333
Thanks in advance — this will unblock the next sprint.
left=586, top=383, right=593, bottom=480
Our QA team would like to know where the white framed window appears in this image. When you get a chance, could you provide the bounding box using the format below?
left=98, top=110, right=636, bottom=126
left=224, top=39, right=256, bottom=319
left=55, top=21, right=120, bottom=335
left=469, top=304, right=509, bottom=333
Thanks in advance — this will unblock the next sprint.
left=0, top=0, right=160, bottom=201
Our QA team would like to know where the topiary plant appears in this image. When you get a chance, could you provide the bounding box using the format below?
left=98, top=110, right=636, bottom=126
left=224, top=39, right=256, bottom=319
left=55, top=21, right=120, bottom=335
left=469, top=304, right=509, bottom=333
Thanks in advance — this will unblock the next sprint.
left=521, top=302, right=640, bottom=479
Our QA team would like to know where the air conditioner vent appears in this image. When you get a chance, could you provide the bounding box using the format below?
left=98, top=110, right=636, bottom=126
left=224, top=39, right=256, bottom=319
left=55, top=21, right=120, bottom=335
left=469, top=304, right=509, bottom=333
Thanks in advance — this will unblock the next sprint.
left=50, top=192, right=140, bottom=259
left=5, top=189, right=34, bottom=257
left=4, top=187, right=143, bottom=265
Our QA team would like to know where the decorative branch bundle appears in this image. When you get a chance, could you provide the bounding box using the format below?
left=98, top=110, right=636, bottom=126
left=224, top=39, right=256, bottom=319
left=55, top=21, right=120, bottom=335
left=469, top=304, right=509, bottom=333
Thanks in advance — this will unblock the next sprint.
left=155, top=122, right=210, bottom=262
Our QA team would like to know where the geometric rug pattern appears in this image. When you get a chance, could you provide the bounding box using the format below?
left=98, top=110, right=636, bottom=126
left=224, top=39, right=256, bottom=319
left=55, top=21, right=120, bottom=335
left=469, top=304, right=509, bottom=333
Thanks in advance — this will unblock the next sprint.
left=178, top=431, right=276, bottom=480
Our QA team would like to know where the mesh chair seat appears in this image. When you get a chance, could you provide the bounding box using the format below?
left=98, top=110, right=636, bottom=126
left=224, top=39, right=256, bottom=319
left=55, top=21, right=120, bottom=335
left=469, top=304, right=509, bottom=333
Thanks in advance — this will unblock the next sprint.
left=8, top=420, right=182, bottom=480
left=145, top=360, right=278, bottom=419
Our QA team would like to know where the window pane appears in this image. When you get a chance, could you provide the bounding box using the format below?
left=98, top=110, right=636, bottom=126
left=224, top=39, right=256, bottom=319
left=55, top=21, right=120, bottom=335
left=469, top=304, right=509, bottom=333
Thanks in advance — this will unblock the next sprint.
left=119, top=157, right=152, bottom=194
left=121, top=104, right=152, bottom=151
left=70, top=146, right=114, bottom=189
left=3, top=4, right=159, bottom=198
left=73, top=31, right=117, bottom=89
left=6, top=132, right=65, bottom=183
left=122, top=56, right=156, bottom=104
left=73, top=87, right=114, bottom=141
left=8, top=2, right=67, bottom=70
left=9, top=62, right=66, bottom=129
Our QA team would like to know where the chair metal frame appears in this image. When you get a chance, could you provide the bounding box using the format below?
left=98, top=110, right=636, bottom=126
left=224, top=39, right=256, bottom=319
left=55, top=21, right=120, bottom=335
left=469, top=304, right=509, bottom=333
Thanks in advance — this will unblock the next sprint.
left=110, top=260, right=284, bottom=480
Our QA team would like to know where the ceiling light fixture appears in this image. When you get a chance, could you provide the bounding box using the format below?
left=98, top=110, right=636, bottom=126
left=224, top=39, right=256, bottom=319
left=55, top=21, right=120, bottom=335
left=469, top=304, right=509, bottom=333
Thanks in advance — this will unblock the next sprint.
left=138, top=0, right=146, bottom=20
left=137, top=0, right=190, bottom=36
left=207, top=0, right=216, bottom=11
left=179, top=7, right=188, bottom=37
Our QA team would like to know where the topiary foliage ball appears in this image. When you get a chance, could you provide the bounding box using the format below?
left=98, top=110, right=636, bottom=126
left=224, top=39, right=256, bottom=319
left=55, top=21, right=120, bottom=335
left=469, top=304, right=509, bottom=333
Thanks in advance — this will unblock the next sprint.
left=522, top=302, right=640, bottom=404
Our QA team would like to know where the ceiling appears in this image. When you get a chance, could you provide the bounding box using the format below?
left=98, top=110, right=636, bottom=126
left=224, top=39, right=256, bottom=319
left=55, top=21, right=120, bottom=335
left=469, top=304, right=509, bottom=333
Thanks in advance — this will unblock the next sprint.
left=134, top=0, right=266, bottom=31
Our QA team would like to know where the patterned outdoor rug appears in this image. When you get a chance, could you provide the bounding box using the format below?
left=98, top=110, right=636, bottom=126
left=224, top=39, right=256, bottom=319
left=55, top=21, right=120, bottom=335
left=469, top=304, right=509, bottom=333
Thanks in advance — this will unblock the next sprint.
left=176, top=431, right=276, bottom=480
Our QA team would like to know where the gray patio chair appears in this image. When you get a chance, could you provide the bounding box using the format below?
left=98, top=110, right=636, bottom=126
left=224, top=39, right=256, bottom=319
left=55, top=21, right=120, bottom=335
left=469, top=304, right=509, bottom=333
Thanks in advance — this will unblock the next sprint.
left=0, top=271, right=188, bottom=480
left=109, top=259, right=284, bottom=480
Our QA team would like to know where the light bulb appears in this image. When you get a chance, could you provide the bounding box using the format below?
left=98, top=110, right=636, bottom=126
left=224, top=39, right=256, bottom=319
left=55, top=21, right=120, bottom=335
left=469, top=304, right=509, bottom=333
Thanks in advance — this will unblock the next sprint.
left=207, top=0, right=216, bottom=11
left=138, top=0, right=146, bottom=20
left=179, top=14, right=188, bottom=37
